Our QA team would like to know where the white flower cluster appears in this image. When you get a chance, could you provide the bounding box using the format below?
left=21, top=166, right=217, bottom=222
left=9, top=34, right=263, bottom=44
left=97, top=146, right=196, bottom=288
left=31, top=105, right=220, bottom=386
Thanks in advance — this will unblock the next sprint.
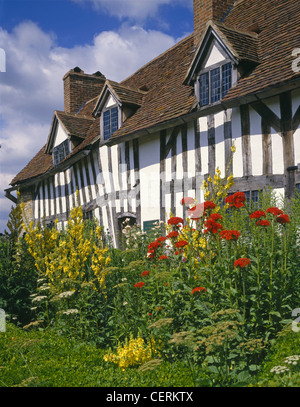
left=58, top=291, right=75, bottom=298
left=270, top=365, right=290, bottom=374
left=31, top=295, right=47, bottom=302
left=283, top=355, right=300, bottom=365
left=270, top=355, right=300, bottom=374
left=63, top=309, right=79, bottom=315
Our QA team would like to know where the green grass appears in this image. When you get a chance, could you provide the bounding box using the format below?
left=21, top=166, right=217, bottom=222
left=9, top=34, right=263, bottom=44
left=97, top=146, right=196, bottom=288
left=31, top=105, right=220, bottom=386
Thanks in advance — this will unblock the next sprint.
left=1, top=322, right=299, bottom=387
left=253, top=325, right=300, bottom=387
left=0, top=323, right=205, bottom=387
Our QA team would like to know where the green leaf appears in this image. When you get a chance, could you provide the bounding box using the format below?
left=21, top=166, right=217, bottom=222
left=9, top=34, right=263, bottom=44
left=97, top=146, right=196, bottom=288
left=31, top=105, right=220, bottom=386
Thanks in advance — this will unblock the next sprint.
left=270, top=311, right=281, bottom=318
left=237, top=370, right=251, bottom=382
left=249, top=364, right=259, bottom=372
left=207, top=365, right=219, bottom=374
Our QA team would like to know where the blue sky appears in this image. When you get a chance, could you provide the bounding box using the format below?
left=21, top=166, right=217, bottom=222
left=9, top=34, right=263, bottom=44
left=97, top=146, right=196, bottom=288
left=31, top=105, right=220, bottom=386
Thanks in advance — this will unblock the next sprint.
left=0, top=0, right=194, bottom=233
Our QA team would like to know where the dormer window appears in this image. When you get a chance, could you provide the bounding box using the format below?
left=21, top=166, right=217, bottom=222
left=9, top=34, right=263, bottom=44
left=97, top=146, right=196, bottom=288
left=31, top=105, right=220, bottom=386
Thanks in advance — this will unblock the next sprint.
left=199, top=62, right=232, bottom=106
left=53, top=139, right=70, bottom=165
left=184, top=22, right=259, bottom=109
left=103, top=106, right=119, bottom=140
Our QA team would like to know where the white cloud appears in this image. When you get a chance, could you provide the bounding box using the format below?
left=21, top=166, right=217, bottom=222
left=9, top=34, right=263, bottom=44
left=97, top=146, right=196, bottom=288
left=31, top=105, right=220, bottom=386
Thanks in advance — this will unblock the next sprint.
left=0, top=20, right=177, bottom=231
left=72, top=0, right=192, bottom=21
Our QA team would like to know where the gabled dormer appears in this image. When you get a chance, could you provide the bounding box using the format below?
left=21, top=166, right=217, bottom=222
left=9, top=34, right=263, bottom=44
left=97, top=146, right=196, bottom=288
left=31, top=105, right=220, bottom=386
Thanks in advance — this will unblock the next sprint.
left=93, top=80, right=145, bottom=141
left=185, top=21, right=259, bottom=108
left=45, top=111, right=94, bottom=166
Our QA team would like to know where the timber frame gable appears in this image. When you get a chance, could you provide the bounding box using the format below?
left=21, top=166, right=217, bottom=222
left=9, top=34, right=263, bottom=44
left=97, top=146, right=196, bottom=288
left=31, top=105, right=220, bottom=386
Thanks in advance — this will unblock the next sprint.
left=93, top=80, right=145, bottom=142
left=185, top=21, right=259, bottom=108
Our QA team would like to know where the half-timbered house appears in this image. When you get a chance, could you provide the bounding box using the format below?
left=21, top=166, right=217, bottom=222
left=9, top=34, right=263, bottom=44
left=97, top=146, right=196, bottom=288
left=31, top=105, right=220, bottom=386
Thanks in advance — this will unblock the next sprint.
left=5, top=0, right=300, bottom=246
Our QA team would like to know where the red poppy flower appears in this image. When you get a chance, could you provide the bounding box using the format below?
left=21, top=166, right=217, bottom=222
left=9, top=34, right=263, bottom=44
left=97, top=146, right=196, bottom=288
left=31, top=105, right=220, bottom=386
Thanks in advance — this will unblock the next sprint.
left=175, top=240, right=188, bottom=248
left=135, top=281, right=145, bottom=288
left=234, top=258, right=251, bottom=268
left=276, top=214, right=290, bottom=224
left=167, top=216, right=184, bottom=226
left=141, top=270, right=150, bottom=277
left=159, top=255, right=168, bottom=260
left=256, top=219, right=270, bottom=227
left=266, top=207, right=284, bottom=216
left=191, top=286, right=207, bottom=295
left=219, top=230, right=241, bottom=240
left=167, top=230, right=179, bottom=238
left=180, top=197, right=195, bottom=206
left=250, top=210, right=266, bottom=219
left=204, top=219, right=223, bottom=234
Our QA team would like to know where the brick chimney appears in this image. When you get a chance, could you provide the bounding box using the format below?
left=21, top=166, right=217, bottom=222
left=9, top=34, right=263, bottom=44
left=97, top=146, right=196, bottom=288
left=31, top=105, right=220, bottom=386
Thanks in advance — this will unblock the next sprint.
left=63, top=67, right=106, bottom=114
left=193, top=0, right=237, bottom=45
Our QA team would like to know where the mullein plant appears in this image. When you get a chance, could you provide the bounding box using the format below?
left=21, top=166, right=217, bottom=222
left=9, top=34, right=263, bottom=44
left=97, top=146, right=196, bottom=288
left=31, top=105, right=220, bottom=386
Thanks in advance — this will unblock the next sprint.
left=22, top=202, right=111, bottom=337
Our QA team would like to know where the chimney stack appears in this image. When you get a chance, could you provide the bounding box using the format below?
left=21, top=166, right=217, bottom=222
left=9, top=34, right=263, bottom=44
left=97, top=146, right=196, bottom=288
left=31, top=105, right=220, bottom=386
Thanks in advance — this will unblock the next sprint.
left=193, top=0, right=236, bottom=45
left=63, top=67, right=106, bottom=114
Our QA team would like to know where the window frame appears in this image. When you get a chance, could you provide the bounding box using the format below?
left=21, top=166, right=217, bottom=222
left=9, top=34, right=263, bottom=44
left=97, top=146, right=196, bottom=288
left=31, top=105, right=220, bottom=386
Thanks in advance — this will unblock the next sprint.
left=52, top=139, right=70, bottom=166
left=102, top=105, right=119, bottom=141
left=198, top=60, right=232, bottom=107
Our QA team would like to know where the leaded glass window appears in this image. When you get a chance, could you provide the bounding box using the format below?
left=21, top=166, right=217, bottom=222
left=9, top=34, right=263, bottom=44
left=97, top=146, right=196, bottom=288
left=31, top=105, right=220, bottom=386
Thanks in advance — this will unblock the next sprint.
left=103, top=106, right=119, bottom=140
left=210, top=67, right=221, bottom=103
left=199, top=72, right=209, bottom=106
left=53, top=139, right=70, bottom=166
left=222, top=63, right=232, bottom=98
left=199, top=62, right=232, bottom=106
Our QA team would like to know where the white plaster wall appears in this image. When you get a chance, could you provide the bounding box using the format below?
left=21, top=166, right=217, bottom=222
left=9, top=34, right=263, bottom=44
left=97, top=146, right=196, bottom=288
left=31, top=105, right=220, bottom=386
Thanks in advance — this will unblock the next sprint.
left=99, top=145, right=111, bottom=194
left=231, top=107, right=243, bottom=178
left=139, top=135, right=161, bottom=225
left=44, top=181, right=49, bottom=217
left=271, top=131, right=284, bottom=174
left=294, top=127, right=300, bottom=166
left=187, top=122, right=196, bottom=179
left=263, top=95, right=281, bottom=118
left=199, top=116, right=208, bottom=175
left=215, top=111, right=225, bottom=175
left=250, top=107, right=263, bottom=176
left=105, top=94, right=117, bottom=108
left=204, top=43, right=226, bottom=68
left=54, top=123, right=69, bottom=147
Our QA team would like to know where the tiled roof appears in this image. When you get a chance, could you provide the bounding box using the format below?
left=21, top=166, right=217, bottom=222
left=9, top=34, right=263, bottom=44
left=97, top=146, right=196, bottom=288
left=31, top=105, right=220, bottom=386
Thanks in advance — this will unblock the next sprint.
left=10, top=145, right=53, bottom=186
left=10, top=0, right=300, bottom=186
left=222, top=0, right=300, bottom=102
left=105, top=80, right=145, bottom=107
left=110, top=34, right=196, bottom=140
left=214, top=22, right=259, bottom=64
left=55, top=111, right=94, bottom=139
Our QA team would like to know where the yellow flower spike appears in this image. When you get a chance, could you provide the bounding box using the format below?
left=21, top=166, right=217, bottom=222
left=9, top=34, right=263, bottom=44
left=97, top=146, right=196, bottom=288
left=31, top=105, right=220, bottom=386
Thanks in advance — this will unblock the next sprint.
left=204, top=191, right=210, bottom=200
